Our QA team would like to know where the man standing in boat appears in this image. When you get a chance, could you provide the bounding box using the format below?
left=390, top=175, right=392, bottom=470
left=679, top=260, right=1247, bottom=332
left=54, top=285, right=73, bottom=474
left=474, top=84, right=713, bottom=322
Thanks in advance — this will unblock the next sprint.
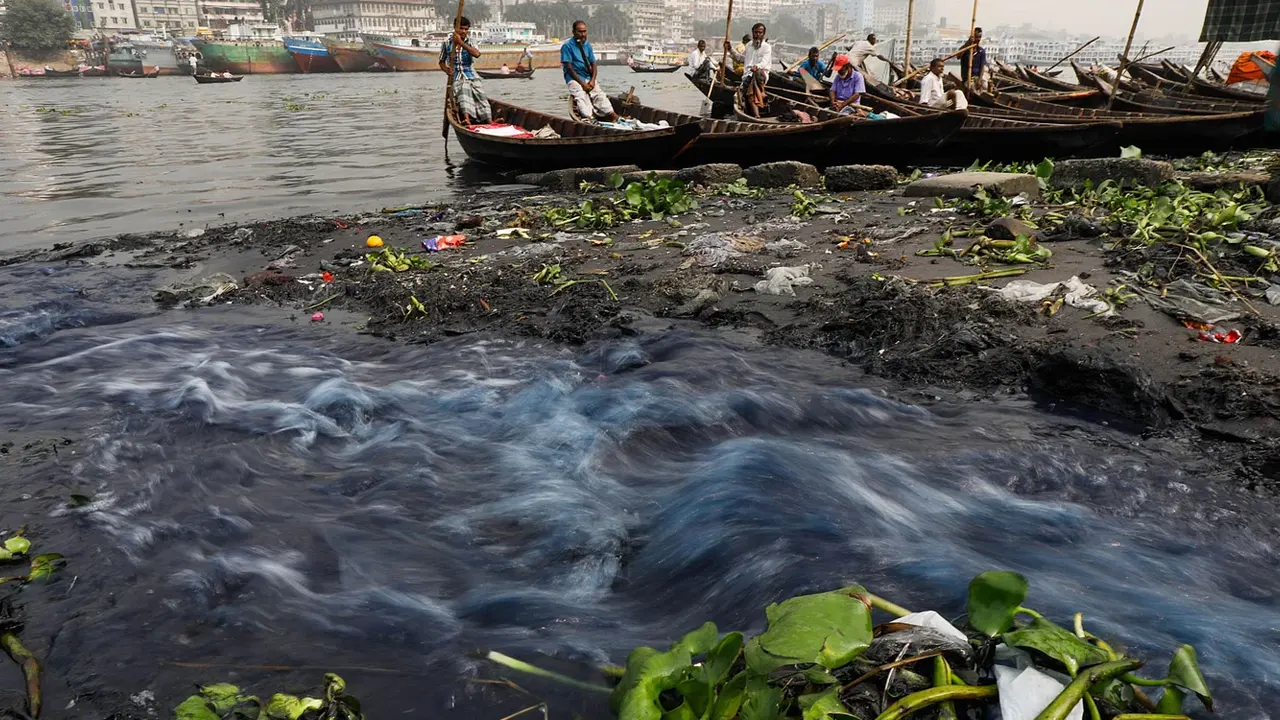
left=562, top=21, right=619, bottom=122
left=848, top=34, right=888, bottom=72
left=439, top=17, right=492, bottom=125
left=725, top=23, right=772, bottom=119
left=959, top=27, right=987, bottom=90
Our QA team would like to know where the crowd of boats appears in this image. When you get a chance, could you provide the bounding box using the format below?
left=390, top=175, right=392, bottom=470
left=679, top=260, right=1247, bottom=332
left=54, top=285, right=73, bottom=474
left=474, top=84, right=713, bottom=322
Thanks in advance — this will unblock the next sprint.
left=445, top=53, right=1275, bottom=171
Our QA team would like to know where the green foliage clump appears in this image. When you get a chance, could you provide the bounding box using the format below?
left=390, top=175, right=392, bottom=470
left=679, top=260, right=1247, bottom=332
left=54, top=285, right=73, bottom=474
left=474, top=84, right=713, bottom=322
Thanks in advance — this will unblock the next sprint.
left=0, top=0, right=75, bottom=54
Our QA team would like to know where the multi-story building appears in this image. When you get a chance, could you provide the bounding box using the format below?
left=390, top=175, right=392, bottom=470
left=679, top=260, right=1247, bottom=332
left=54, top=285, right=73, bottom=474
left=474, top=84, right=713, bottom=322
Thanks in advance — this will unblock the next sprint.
left=64, top=0, right=96, bottom=30
left=199, top=0, right=264, bottom=32
left=91, top=0, right=139, bottom=30
left=839, top=0, right=873, bottom=35
left=870, top=0, right=935, bottom=34
left=310, top=0, right=438, bottom=39
left=785, top=0, right=841, bottom=44
left=662, top=0, right=691, bottom=43
left=622, top=0, right=663, bottom=44
left=691, top=0, right=723, bottom=25
left=134, top=0, right=198, bottom=31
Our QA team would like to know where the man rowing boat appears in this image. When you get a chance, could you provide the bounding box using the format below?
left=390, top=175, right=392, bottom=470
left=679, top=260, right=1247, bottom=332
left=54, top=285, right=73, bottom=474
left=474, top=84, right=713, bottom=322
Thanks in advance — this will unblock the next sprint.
left=725, top=23, right=772, bottom=119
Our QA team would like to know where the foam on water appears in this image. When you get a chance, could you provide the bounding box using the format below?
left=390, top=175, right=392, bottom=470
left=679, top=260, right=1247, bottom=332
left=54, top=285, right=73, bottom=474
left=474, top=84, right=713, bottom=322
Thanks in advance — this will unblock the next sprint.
left=2, top=312, right=1278, bottom=718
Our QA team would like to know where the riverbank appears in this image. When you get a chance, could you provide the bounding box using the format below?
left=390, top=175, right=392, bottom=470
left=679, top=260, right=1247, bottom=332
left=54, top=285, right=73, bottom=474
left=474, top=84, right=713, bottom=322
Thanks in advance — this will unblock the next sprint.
left=7, top=159, right=1280, bottom=489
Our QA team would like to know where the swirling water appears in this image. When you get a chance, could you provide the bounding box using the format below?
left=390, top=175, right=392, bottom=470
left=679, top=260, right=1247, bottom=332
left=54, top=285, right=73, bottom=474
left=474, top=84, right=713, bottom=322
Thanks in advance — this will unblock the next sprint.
left=0, top=68, right=705, bottom=254
left=1, top=262, right=1279, bottom=718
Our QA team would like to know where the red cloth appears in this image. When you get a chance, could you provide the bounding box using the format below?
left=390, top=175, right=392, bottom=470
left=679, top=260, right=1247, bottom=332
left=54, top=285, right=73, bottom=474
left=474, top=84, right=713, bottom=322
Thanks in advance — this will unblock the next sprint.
left=1226, top=50, right=1275, bottom=85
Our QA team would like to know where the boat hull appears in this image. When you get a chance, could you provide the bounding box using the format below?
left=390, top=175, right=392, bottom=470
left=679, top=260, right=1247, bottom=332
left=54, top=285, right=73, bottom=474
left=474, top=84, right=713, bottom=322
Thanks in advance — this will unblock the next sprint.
left=191, top=39, right=299, bottom=74
left=284, top=38, right=341, bottom=73
left=322, top=40, right=382, bottom=72
left=372, top=41, right=563, bottom=71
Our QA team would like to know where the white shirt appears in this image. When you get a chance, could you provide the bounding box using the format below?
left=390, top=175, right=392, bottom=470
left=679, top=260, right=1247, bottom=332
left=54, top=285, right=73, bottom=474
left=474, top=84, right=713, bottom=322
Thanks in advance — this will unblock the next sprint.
left=688, top=48, right=717, bottom=70
left=739, top=40, right=772, bottom=76
left=848, top=40, right=878, bottom=67
left=920, top=72, right=948, bottom=107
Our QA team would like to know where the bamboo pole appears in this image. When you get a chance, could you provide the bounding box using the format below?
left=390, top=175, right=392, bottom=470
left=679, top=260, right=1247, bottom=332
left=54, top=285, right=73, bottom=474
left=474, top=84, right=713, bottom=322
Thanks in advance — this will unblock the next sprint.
left=714, top=0, right=734, bottom=88
left=1108, top=0, right=1144, bottom=110
left=783, top=33, right=847, bottom=73
left=1045, top=36, right=1099, bottom=73
left=966, top=0, right=979, bottom=89
left=1126, top=45, right=1175, bottom=65
left=903, top=0, right=916, bottom=75
left=441, top=0, right=466, bottom=138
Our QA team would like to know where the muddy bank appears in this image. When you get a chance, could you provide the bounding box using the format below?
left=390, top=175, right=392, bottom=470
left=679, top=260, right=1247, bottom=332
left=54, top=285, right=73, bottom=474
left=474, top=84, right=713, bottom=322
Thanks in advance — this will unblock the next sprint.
left=6, top=165, right=1280, bottom=492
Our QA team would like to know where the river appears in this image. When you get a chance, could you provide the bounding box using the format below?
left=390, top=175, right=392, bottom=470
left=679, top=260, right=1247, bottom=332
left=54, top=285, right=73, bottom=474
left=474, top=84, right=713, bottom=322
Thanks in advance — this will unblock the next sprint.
left=2, top=258, right=1280, bottom=718
left=0, top=68, right=705, bottom=254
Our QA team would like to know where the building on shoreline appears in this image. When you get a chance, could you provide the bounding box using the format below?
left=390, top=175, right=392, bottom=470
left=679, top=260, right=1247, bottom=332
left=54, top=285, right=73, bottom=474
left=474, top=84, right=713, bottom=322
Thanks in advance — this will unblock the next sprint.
left=92, top=0, right=140, bottom=31
left=134, top=0, right=198, bottom=32
left=199, top=0, right=266, bottom=33
left=311, top=0, right=439, bottom=41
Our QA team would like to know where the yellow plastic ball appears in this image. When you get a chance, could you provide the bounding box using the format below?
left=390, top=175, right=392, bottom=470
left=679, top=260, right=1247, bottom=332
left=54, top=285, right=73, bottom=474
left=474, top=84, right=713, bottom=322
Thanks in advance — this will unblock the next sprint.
left=366, top=235, right=384, bottom=248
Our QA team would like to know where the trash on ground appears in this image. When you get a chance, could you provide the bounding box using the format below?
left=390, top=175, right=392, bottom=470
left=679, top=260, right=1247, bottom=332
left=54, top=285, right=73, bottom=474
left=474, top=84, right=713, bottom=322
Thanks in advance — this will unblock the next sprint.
left=1196, top=325, right=1242, bottom=344
left=311, top=312, right=324, bottom=322
left=995, top=664, right=1083, bottom=720
left=755, top=265, right=813, bottom=296
left=1125, top=276, right=1241, bottom=325
left=496, top=227, right=531, bottom=239
left=994, top=276, right=1112, bottom=316
left=182, top=228, right=205, bottom=239
left=423, top=235, right=466, bottom=252
left=365, top=235, right=383, bottom=248
left=153, top=273, right=237, bottom=308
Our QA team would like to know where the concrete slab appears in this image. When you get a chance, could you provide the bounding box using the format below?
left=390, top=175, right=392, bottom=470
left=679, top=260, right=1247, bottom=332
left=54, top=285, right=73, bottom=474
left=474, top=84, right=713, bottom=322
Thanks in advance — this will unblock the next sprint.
left=903, top=172, right=1040, bottom=199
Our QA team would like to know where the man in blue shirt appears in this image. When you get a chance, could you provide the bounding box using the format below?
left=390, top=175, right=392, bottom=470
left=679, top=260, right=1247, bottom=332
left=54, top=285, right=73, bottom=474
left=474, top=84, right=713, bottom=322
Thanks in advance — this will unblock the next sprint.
left=793, top=46, right=826, bottom=81
left=438, top=16, right=491, bottom=125
left=561, top=20, right=619, bottom=122
left=828, top=55, right=865, bottom=114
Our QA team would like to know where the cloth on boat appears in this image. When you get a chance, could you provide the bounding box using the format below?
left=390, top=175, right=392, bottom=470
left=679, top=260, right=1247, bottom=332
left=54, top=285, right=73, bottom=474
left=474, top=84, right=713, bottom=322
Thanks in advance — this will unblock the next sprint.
left=439, top=39, right=479, bottom=81
left=596, top=118, right=671, bottom=131
left=739, top=68, right=767, bottom=112
left=1200, top=0, right=1280, bottom=42
left=453, top=76, right=492, bottom=123
left=1227, top=50, right=1276, bottom=84
left=568, top=79, right=613, bottom=118
left=468, top=123, right=533, bottom=138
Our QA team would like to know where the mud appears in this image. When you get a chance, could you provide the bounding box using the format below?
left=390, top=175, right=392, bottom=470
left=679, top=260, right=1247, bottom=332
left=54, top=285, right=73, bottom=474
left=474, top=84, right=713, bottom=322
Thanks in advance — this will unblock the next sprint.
left=7, top=178, right=1280, bottom=497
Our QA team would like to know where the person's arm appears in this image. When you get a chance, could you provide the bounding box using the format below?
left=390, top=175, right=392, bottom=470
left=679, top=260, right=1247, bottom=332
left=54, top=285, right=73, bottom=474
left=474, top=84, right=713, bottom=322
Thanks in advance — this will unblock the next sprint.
left=724, top=40, right=743, bottom=63
left=829, top=87, right=840, bottom=109
left=758, top=44, right=772, bottom=71
left=438, top=41, right=451, bottom=75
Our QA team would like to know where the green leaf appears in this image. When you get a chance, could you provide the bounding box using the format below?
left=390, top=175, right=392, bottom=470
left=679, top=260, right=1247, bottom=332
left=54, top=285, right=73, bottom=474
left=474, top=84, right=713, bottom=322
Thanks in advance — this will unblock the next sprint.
left=198, top=683, right=246, bottom=714
left=673, top=621, right=719, bottom=657
left=263, top=693, right=324, bottom=719
left=1034, top=159, right=1054, bottom=180
left=611, top=646, right=660, bottom=713
left=1166, top=644, right=1212, bottom=711
left=2, top=536, right=31, bottom=558
left=704, top=632, right=744, bottom=686
left=801, top=667, right=838, bottom=685
left=1003, top=617, right=1110, bottom=676
left=746, top=586, right=872, bottom=675
left=1121, top=145, right=1143, bottom=159
left=174, top=696, right=221, bottom=720
left=608, top=172, right=625, bottom=189
left=799, top=688, right=855, bottom=719
left=626, top=183, right=645, bottom=208
left=1156, top=685, right=1186, bottom=714
left=68, top=494, right=93, bottom=507
left=710, top=673, right=747, bottom=720
left=675, top=677, right=712, bottom=717
left=616, top=646, right=696, bottom=720
left=967, top=571, right=1028, bottom=637
left=27, top=553, right=64, bottom=582
left=739, top=675, right=784, bottom=720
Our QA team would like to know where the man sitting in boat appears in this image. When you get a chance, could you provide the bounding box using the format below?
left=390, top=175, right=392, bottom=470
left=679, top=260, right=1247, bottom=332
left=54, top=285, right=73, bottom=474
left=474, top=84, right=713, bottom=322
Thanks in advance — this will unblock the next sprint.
left=828, top=55, right=865, bottom=114
left=562, top=20, right=619, bottom=122
left=500, top=63, right=511, bottom=74
left=688, top=39, right=716, bottom=79
left=920, top=58, right=968, bottom=109
left=725, top=23, right=772, bottom=119
left=793, top=47, right=826, bottom=81
left=438, top=17, right=492, bottom=125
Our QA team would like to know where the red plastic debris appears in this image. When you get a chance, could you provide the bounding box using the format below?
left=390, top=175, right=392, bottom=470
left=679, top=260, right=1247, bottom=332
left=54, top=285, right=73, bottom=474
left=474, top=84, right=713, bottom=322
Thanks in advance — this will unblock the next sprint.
left=311, top=312, right=324, bottom=322
left=321, top=271, right=334, bottom=283
left=1198, top=328, right=1241, bottom=344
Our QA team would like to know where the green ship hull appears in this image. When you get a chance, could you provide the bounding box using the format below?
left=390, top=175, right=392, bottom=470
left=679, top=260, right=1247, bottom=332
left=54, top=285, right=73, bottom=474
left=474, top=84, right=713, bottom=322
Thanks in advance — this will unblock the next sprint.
left=191, top=39, right=299, bottom=74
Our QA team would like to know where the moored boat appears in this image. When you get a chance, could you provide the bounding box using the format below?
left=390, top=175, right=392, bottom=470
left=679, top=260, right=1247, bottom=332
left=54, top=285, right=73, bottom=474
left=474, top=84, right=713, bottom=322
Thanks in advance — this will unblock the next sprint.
left=320, top=37, right=384, bottom=72
left=194, top=73, right=244, bottom=83
left=118, top=67, right=161, bottom=78
left=476, top=67, right=534, bottom=79
left=568, top=92, right=854, bottom=167
left=370, top=41, right=439, bottom=72
left=190, top=38, right=299, bottom=74
left=284, top=36, right=341, bottom=73
left=627, top=58, right=683, bottom=73
left=448, top=98, right=701, bottom=170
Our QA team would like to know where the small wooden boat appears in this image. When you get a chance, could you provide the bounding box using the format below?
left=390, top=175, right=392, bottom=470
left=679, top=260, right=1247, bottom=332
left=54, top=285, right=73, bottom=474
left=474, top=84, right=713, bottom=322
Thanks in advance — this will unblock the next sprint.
left=118, top=67, right=161, bottom=78
left=476, top=67, right=534, bottom=80
left=628, top=58, right=683, bottom=73
left=1073, top=63, right=1255, bottom=114
left=448, top=97, right=701, bottom=170
left=568, top=92, right=854, bottom=167
left=685, top=72, right=737, bottom=106
left=19, top=68, right=80, bottom=78
left=1017, top=65, right=1087, bottom=93
left=80, top=66, right=109, bottom=77
left=194, top=73, right=244, bottom=83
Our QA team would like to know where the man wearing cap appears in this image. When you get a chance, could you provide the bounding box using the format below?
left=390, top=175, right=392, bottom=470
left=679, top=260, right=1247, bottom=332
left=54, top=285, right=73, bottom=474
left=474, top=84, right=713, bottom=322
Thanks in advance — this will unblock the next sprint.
left=828, top=55, right=866, bottom=114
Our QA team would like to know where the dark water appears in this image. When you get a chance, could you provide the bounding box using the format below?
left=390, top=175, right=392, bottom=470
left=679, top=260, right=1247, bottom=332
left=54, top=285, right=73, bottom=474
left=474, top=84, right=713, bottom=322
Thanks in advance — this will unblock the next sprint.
left=2, top=262, right=1280, bottom=718
left=0, top=68, right=703, bottom=254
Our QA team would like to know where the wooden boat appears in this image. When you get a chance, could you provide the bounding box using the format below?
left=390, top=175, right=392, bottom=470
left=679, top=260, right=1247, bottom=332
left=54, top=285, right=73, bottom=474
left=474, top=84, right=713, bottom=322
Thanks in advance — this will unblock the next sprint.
left=80, top=66, right=109, bottom=77
left=736, top=91, right=969, bottom=164
left=1184, top=74, right=1269, bottom=103
left=1017, top=66, right=1087, bottom=93
left=1073, top=64, right=1255, bottom=114
left=448, top=97, right=701, bottom=170
left=628, top=58, right=683, bottom=73
left=1254, top=53, right=1276, bottom=81
left=686, top=72, right=737, bottom=106
left=476, top=68, right=534, bottom=80
left=194, top=73, right=244, bottom=83
left=1160, top=60, right=1194, bottom=82
left=118, top=67, right=160, bottom=78
left=19, top=68, right=80, bottom=78
left=567, top=93, right=854, bottom=167
left=1120, top=58, right=1264, bottom=103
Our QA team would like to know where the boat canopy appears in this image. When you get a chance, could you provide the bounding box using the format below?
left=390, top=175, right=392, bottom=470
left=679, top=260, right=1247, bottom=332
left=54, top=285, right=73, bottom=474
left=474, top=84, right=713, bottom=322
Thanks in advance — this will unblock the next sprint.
left=1200, top=0, right=1280, bottom=42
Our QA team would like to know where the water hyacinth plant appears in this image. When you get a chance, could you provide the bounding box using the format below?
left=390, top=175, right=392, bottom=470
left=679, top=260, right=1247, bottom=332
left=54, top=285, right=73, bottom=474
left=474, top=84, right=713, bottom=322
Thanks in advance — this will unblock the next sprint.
left=488, top=571, right=1211, bottom=720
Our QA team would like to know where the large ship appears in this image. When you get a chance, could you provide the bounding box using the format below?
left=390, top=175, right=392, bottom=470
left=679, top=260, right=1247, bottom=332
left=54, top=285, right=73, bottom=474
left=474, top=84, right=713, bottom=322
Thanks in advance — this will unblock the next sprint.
left=283, top=35, right=340, bottom=73
left=192, top=24, right=298, bottom=74
left=370, top=39, right=565, bottom=72
left=320, top=37, right=385, bottom=72
left=107, top=36, right=197, bottom=75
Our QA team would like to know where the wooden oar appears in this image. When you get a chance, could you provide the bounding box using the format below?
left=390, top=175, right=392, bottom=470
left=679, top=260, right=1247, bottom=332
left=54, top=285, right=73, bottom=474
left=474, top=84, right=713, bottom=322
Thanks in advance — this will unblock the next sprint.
left=782, top=33, right=847, bottom=74
left=704, top=0, right=733, bottom=114
left=1108, top=0, right=1144, bottom=111
left=1044, top=36, right=1099, bottom=73
left=893, top=43, right=976, bottom=87
left=442, top=0, right=465, bottom=139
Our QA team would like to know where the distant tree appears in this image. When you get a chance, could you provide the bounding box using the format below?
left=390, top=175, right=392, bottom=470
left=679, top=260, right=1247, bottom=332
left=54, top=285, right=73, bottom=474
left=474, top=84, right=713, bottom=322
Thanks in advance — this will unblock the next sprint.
left=765, top=13, right=814, bottom=45
left=504, top=1, right=577, bottom=41
left=433, top=0, right=491, bottom=26
left=0, top=0, right=75, bottom=54
left=588, top=5, right=632, bottom=44
left=693, top=19, right=753, bottom=43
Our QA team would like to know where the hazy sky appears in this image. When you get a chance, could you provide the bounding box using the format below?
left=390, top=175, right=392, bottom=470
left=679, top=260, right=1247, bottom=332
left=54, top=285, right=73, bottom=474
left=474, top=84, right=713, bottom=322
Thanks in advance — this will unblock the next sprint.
left=935, top=0, right=1211, bottom=39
